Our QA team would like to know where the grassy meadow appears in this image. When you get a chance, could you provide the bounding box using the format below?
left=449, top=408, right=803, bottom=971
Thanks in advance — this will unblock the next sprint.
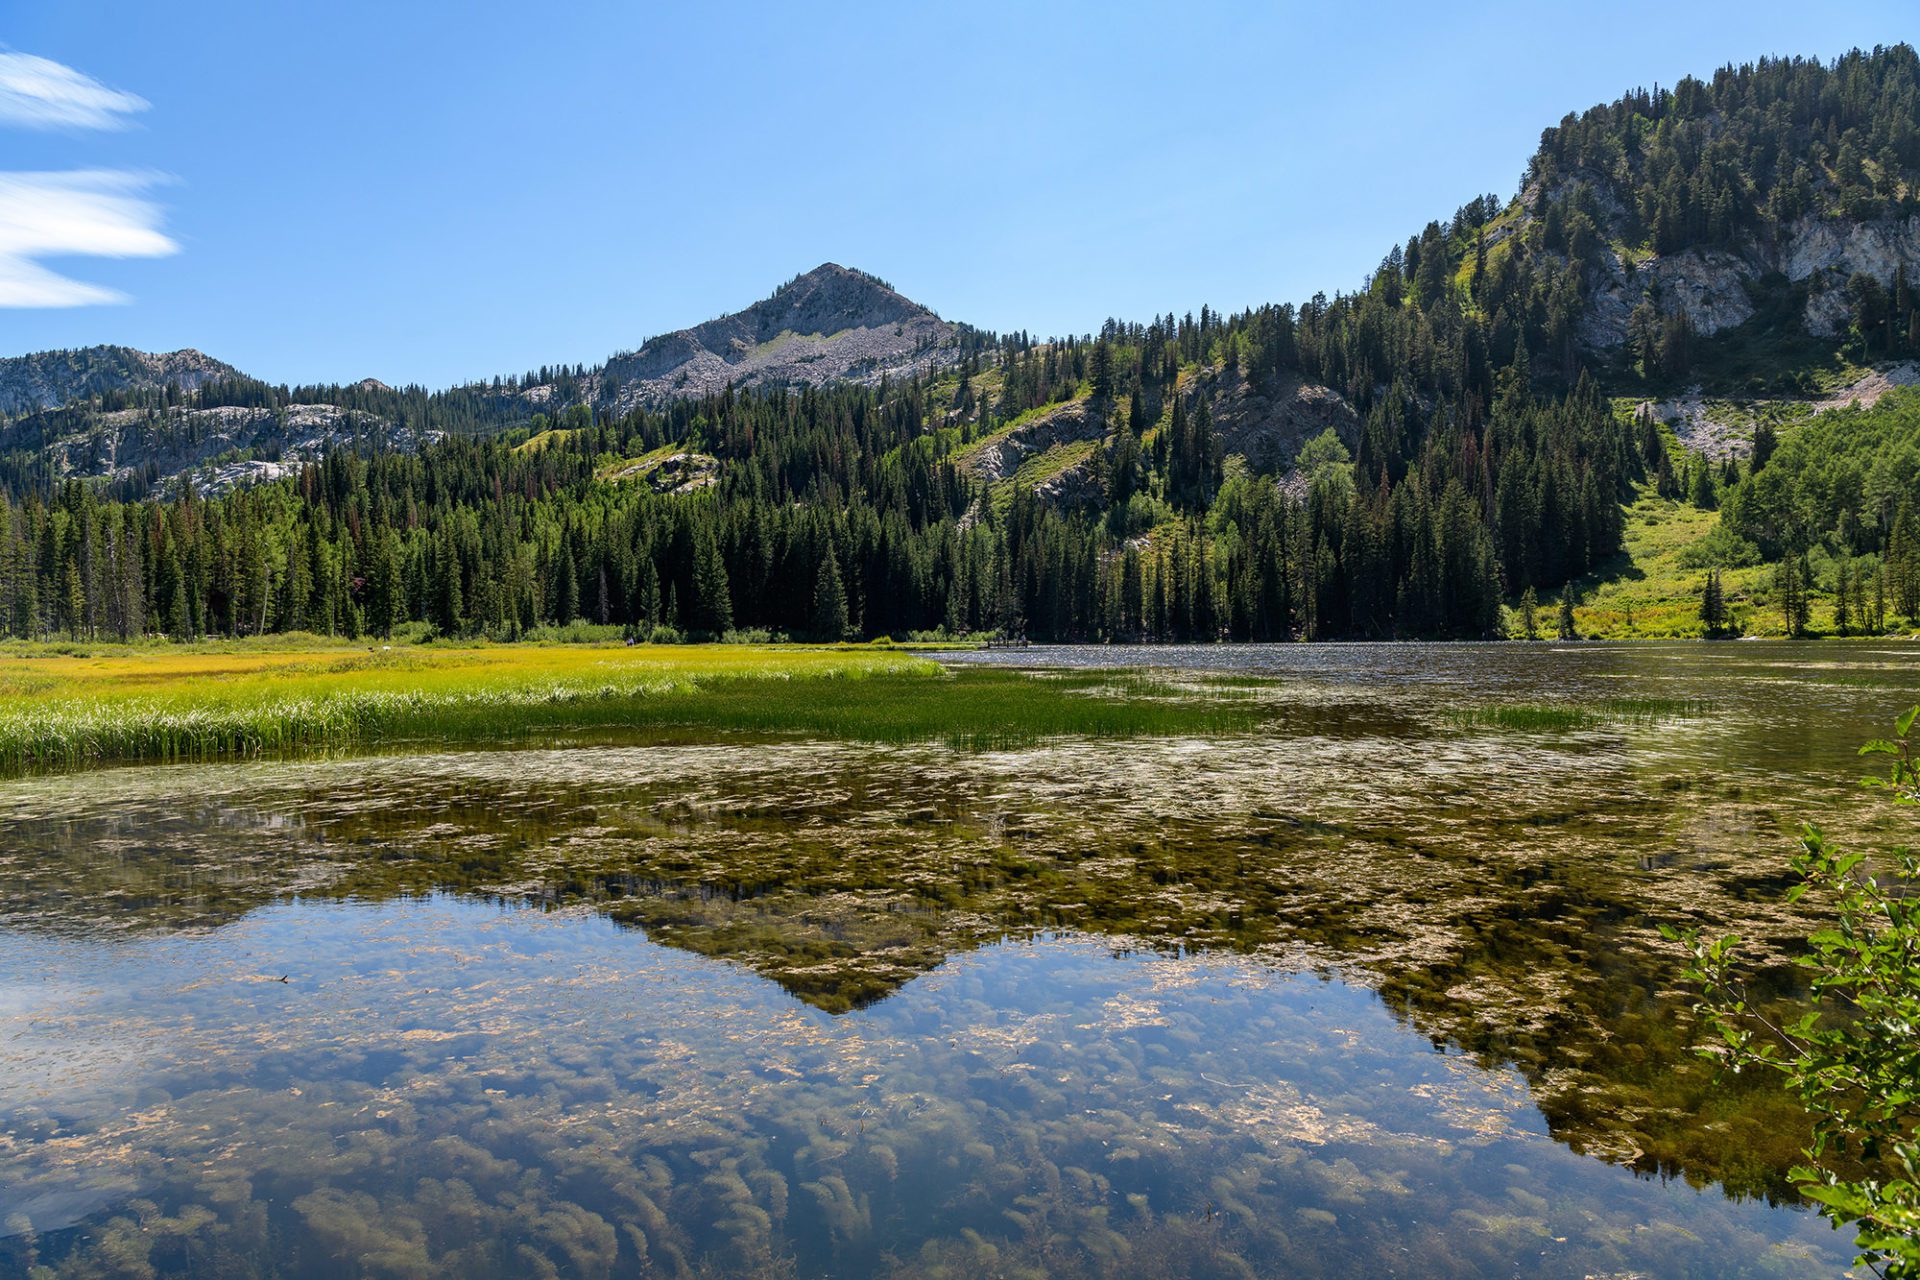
left=0, top=639, right=1264, bottom=775
left=1540, top=482, right=1768, bottom=639
left=1516, top=479, right=1919, bottom=642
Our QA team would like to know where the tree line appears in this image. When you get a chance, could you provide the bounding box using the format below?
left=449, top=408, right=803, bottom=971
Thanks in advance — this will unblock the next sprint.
left=0, top=340, right=1643, bottom=644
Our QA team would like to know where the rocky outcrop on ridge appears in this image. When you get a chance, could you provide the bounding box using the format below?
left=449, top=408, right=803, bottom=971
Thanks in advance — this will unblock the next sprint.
left=15, top=401, right=434, bottom=496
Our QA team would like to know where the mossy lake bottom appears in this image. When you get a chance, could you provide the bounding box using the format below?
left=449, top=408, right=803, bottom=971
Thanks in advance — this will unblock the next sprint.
left=3, top=640, right=1917, bottom=1277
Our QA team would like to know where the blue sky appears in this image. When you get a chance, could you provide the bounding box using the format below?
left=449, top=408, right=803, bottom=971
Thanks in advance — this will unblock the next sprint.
left=1, top=1, right=1913, bottom=389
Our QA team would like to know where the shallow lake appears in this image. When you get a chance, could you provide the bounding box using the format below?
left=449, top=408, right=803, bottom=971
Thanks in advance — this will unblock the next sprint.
left=4, top=642, right=1916, bottom=1277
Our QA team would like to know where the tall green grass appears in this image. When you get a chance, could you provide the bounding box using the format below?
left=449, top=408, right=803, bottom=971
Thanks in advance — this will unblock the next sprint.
left=0, top=646, right=1263, bottom=775
left=1447, top=697, right=1714, bottom=732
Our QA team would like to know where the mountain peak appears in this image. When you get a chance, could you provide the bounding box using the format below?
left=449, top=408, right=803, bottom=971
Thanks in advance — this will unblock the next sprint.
left=782, top=261, right=902, bottom=295
left=596, top=264, right=959, bottom=409
left=745, top=262, right=934, bottom=334
left=794, top=261, right=865, bottom=282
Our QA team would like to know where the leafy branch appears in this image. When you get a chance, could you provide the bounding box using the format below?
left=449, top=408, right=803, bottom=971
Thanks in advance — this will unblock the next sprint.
left=1665, top=705, right=1920, bottom=1277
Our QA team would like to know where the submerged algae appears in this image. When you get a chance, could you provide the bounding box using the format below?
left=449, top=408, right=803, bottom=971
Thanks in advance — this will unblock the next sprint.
left=2, top=641, right=1914, bottom=1277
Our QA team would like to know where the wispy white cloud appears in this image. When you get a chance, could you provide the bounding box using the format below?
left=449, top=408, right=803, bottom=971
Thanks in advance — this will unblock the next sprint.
left=0, top=171, right=179, bottom=307
left=0, top=51, right=148, bottom=130
left=0, top=56, right=174, bottom=306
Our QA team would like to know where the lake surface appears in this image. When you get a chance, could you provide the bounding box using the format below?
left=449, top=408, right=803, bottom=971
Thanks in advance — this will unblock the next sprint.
left=4, top=641, right=1916, bottom=1278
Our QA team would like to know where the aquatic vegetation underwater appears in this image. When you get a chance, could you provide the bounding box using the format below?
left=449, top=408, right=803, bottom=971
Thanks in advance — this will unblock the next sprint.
left=1, top=641, right=1916, bottom=1277
left=0, top=905, right=1858, bottom=1274
left=0, top=899, right=1849, bottom=1280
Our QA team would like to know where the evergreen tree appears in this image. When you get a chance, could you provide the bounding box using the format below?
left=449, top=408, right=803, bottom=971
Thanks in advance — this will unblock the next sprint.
left=1892, top=505, right=1920, bottom=622
left=1689, top=457, right=1716, bottom=509
left=1776, top=556, right=1812, bottom=637
left=812, top=547, right=849, bottom=641
left=434, top=532, right=464, bottom=636
left=555, top=544, right=580, bottom=623
left=637, top=555, right=662, bottom=631
left=688, top=525, right=733, bottom=636
left=1699, top=569, right=1727, bottom=637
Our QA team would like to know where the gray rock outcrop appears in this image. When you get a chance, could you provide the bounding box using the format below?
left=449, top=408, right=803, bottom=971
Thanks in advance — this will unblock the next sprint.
left=17, top=401, right=433, bottom=495
left=1782, top=214, right=1920, bottom=335
left=964, top=399, right=1106, bottom=483
left=1183, top=368, right=1361, bottom=471
left=1583, top=247, right=1757, bottom=346
left=1529, top=170, right=1920, bottom=352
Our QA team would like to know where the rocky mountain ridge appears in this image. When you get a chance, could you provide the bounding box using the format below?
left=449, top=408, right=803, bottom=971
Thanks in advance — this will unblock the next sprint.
left=0, top=264, right=967, bottom=495
left=7, top=186, right=1920, bottom=505
left=3, top=400, right=438, bottom=497
left=0, top=346, right=240, bottom=418
left=2, top=265, right=962, bottom=425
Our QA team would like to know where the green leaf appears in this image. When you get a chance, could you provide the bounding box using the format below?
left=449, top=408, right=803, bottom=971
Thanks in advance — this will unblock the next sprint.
left=1797, top=1182, right=1867, bottom=1212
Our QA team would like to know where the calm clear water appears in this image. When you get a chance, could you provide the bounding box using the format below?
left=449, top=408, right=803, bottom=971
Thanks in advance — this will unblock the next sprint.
left=4, top=641, right=1916, bottom=1278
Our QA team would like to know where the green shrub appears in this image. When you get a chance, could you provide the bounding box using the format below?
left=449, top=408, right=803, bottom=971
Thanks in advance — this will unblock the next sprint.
left=1676, top=524, right=1764, bottom=570
left=1669, top=705, right=1920, bottom=1276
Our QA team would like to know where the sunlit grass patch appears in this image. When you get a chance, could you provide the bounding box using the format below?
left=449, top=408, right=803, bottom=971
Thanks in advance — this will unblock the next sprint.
left=0, top=642, right=1268, bottom=775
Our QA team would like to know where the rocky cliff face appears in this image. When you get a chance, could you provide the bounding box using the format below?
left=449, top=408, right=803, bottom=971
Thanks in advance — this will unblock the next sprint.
left=0, top=346, right=240, bottom=418
left=964, top=400, right=1106, bottom=484
left=1573, top=204, right=1920, bottom=349
left=1582, top=247, right=1757, bottom=346
left=1181, top=367, right=1361, bottom=471
left=2, top=401, right=432, bottom=496
left=1782, top=214, right=1920, bottom=335
left=592, top=263, right=961, bottom=410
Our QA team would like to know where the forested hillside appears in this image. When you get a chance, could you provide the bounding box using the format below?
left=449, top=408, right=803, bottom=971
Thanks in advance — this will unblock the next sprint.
left=0, top=355, right=1654, bottom=644
left=2, top=46, right=1918, bottom=643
